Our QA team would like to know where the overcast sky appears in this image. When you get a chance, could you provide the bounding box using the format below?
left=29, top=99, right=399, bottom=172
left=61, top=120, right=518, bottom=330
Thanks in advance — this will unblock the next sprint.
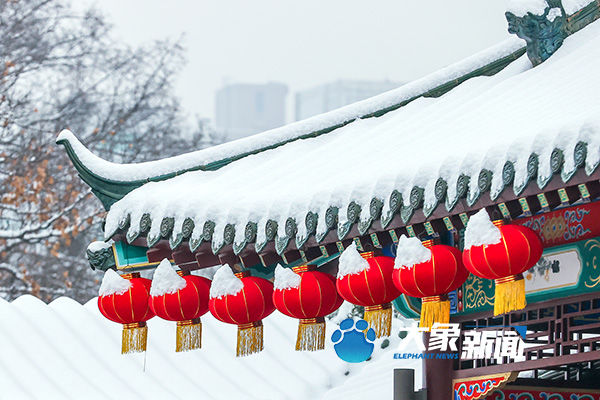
left=92, top=0, right=512, bottom=123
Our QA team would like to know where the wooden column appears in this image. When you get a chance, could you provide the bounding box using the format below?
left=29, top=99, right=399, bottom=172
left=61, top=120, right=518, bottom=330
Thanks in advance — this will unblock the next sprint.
left=423, top=332, right=452, bottom=400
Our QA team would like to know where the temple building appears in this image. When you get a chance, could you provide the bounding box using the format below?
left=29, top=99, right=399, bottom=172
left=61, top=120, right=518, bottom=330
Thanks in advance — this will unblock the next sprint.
left=60, top=1, right=600, bottom=399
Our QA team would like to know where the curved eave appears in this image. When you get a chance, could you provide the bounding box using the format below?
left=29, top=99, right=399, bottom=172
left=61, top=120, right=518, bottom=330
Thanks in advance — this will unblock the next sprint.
left=56, top=136, right=144, bottom=209
left=57, top=45, right=526, bottom=211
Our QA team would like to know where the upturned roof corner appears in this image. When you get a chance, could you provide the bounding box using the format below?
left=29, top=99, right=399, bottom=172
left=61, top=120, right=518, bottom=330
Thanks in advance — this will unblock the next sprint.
left=56, top=130, right=144, bottom=210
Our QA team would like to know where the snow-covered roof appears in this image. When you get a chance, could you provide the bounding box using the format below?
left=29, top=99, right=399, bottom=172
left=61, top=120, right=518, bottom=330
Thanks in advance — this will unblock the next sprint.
left=0, top=295, right=418, bottom=399
left=56, top=38, right=524, bottom=184
left=92, top=16, right=600, bottom=256
left=507, top=0, right=595, bottom=17
left=58, top=1, right=600, bottom=259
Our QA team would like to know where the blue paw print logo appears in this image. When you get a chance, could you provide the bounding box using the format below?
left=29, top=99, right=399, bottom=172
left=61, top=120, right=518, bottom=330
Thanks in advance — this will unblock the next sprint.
left=331, top=318, right=375, bottom=363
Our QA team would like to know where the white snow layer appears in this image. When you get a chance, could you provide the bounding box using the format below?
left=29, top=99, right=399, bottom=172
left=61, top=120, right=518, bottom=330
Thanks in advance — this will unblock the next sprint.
left=463, top=209, right=502, bottom=250
left=209, top=265, right=244, bottom=299
left=394, top=235, right=431, bottom=269
left=337, top=242, right=370, bottom=279
left=102, top=20, right=600, bottom=250
left=547, top=7, right=563, bottom=22
left=273, top=265, right=301, bottom=291
left=58, top=36, right=524, bottom=183
left=563, top=0, right=595, bottom=15
left=98, top=269, right=131, bottom=296
left=507, top=0, right=592, bottom=17
left=507, top=0, right=549, bottom=16
left=149, top=259, right=187, bottom=297
left=0, top=295, right=420, bottom=399
left=87, top=240, right=113, bottom=252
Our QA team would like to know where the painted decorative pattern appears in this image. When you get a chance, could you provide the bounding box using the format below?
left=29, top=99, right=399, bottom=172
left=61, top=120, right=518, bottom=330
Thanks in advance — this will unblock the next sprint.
left=454, top=373, right=515, bottom=400
left=563, top=209, right=591, bottom=241
left=463, top=274, right=494, bottom=311
left=583, top=238, right=600, bottom=288
left=455, top=237, right=600, bottom=315
left=517, top=203, right=598, bottom=247
left=486, top=387, right=600, bottom=399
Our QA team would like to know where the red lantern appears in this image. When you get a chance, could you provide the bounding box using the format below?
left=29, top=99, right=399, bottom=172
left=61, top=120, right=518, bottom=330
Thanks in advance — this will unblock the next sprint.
left=209, top=267, right=275, bottom=356
left=462, top=215, right=543, bottom=315
left=336, top=243, right=401, bottom=338
left=392, top=238, right=469, bottom=328
left=149, top=261, right=211, bottom=352
left=272, top=265, right=343, bottom=351
left=98, top=270, right=154, bottom=354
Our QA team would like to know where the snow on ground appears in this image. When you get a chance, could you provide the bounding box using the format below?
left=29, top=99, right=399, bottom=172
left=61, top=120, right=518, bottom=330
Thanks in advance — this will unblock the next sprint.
left=0, top=295, right=420, bottom=399
left=102, top=18, right=600, bottom=250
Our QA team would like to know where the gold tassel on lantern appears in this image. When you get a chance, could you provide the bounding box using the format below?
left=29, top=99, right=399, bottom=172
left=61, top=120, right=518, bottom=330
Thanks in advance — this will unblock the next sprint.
left=494, top=274, right=525, bottom=316
left=296, top=317, right=326, bottom=351
left=420, top=295, right=450, bottom=330
left=176, top=318, right=202, bottom=352
left=237, top=321, right=263, bottom=357
left=122, top=322, right=148, bottom=354
left=364, top=303, right=392, bottom=338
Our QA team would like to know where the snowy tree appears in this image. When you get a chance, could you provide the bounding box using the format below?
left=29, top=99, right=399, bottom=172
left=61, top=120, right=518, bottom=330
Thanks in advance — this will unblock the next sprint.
left=0, top=0, right=191, bottom=302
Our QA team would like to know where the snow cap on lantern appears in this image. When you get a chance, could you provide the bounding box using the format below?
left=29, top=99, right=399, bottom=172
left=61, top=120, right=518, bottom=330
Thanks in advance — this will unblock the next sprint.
left=462, top=209, right=543, bottom=315
left=337, top=242, right=370, bottom=278
left=273, top=264, right=343, bottom=351
left=98, top=269, right=154, bottom=354
left=149, top=259, right=186, bottom=296
left=149, top=259, right=211, bottom=352
left=336, top=242, right=400, bottom=338
left=273, top=264, right=301, bottom=291
left=393, top=235, right=469, bottom=329
left=99, top=268, right=131, bottom=296
left=463, top=209, right=502, bottom=249
left=209, top=265, right=275, bottom=357
left=394, top=235, right=431, bottom=269
left=209, top=265, right=244, bottom=298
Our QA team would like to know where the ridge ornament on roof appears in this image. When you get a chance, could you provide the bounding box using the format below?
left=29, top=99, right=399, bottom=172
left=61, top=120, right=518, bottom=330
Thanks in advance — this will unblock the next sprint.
left=506, top=0, right=600, bottom=66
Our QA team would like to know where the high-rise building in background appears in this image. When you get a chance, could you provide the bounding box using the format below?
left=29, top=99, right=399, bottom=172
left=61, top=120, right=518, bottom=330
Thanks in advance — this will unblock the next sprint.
left=215, top=82, right=288, bottom=141
left=295, top=80, right=400, bottom=121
